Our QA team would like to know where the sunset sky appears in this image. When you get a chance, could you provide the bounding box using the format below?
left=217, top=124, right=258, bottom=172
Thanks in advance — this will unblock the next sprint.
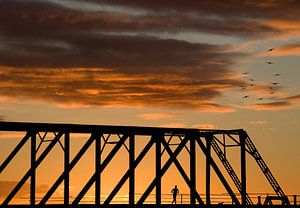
left=0, top=0, right=300, bottom=203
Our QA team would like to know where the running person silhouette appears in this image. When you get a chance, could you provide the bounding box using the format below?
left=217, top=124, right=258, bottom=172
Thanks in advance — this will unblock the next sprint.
left=171, top=185, right=179, bottom=204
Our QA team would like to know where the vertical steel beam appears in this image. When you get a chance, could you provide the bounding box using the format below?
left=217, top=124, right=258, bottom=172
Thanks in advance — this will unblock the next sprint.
left=156, top=134, right=162, bottom=205
left=95, top=133, right=101, bottom=205
left=30, top=131, right=36, bottom=206
left=190, top=134, right=196, bottom=205
left=240, top=131, right=247, bottom=205
left=129, top=134, right=135, bottom=205
left=64, top=131, right=70, bottom=206
left=196, top=137, right=240, bottom=205
left=206, top=134, right=212, bottom=205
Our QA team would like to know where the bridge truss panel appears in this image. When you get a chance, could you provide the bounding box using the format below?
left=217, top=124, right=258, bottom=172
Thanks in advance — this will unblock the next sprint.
left=0, top=122, right=289, bottom=206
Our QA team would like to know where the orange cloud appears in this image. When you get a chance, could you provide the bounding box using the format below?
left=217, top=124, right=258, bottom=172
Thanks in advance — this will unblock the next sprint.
left=264, top=20, right=300, bottom=39
left=0, top=66, right=241, bottom=112
left=159, top=123, right=187, bottom=128
left=248, top=101, right=292, bottom=111
left=246, top=93, right=300, bottom=111
left=138, top=113, right=175, bottom=120
left=287, top=94, right=300, bottom=103
left=195, top=103, right=235, bottom=113
left=1, top=0, right=299, bottom=113
left=273, top=43, right=300, bottom=56
left=249, top=120, right=268, bottom=125
left=192, top=123, right=216, bottom=129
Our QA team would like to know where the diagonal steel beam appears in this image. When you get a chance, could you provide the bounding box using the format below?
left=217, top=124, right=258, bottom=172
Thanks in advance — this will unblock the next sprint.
left=161, top=136, right=204, bottom=205
left=39, top=133, right=98, bottom=205
left=0, top=133, right=30, bottom=174
left=196, top=137, right=240, bottom=205
left=2, top=132, right=63, bottom=206
left=137, top=135, right=189, bottom=204
left=104, top=136, right=155, bottom=204
left=72, top=134, right=128, bottom=205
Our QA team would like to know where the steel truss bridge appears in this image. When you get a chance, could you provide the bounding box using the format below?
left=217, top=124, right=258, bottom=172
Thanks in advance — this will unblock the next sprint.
left=0, top=122, right=294, bottom=207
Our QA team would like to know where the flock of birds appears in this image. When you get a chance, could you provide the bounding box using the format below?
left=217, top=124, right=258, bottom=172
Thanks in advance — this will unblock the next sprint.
left=241, top=48, right=281, bottom=101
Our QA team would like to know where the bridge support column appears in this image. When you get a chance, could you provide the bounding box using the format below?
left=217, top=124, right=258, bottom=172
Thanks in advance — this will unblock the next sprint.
left=95, top=133, right=101, bottom=205
left=240, top=131, right=247, bottom=205
left=156, top=134, right=162, bottom=205
left=190, top=134, right=196, bottom=205
left=64, top=132, right=70, bottom=206
left=205, top=134, right=212, bottom=205
left=30, top=131, right=36, bottom=206
left=129, top=134, right=135, bottom=206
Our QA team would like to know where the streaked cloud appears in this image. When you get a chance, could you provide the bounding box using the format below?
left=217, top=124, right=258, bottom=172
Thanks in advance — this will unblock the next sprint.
left=248, top=93, right=300, bottom=111
left=159, top=123, right=187, bottom=128
left=0, top=0, right=291, bottom=40
left=272, top=42, right=300, bottom=56
left=248, top=101, right=292, bottom=111
left=80, top=0, right=300, bottom=38
left=264, top=20, right=300, bottom=40
left=137, top=113, right=175, bottom=120
left=249, top=120, right=268, bottom=125
left=0, top=0, right=299, bottom=112
left=287, top=94, right=300, bottom=102
left=0, top=46, right=242, bottom=111
left=192, top=123, right=216, bottom=129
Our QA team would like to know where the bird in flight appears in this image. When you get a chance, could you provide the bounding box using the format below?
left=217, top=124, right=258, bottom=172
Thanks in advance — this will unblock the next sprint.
left=271, top=82, right=279, bottom=85
left=257, top=97, right=264, bottom=100
left=268, top=48, right=275, bottom=52
left=240, top=85, right=246, bottom=90
left=274, top=73, right=281, bottom=76
left=266, top=61, right=274, bottom=64
left=248, top=78, right=254, bottom=82
left=242, top=72, right=248, bottom=75
left=243, top=95, right=250, bottom=98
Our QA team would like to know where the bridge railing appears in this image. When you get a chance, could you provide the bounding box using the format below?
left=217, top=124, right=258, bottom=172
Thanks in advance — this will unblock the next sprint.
left=12, top=193, right=299, bottom=205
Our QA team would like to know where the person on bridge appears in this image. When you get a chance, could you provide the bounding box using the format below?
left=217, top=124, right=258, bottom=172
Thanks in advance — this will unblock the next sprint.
left=171, top=185, right=179, bottom=204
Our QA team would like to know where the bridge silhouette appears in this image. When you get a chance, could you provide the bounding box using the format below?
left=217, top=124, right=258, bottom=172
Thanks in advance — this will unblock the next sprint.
left=0, top=122, right=297, bottom=207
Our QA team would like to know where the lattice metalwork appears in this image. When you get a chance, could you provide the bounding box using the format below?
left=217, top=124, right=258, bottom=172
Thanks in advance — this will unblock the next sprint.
left=0, top=122, right=289, bottom=207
